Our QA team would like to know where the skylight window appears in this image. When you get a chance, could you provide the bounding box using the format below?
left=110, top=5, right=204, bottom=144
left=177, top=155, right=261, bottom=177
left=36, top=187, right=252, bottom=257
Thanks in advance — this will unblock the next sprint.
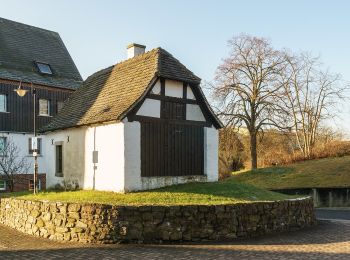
left=35, top=61, right=53, bottom=75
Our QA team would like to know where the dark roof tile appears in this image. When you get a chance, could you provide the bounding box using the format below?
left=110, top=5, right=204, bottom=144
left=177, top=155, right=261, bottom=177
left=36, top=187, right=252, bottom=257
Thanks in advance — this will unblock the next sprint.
left=0, top=17, right=82, bottom=89
left=41, top=48, right=221, bottom=132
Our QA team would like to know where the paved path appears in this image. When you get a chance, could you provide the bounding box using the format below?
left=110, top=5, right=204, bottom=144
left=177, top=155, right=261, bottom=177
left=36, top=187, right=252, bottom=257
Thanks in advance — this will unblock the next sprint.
left=316, top=208, right=350, bottom=220
left=0, top=219, right=349, bottom=259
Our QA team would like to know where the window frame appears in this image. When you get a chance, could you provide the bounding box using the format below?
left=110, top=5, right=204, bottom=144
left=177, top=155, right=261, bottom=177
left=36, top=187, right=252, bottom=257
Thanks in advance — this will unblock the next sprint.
left=0, top=94, right=7, bottom=113
left=55, top=144, right=63, bottom=177
left=57, top=101, right=64, bottom=113
left=38, top=99, right=51, bottom=116
left=29, top=179, right=41, bottom=191
left=0, top=137, right=7, bottom=156
left=34, top=61, right=53, bottom=75
left=0, top=180, right=6, bottom=191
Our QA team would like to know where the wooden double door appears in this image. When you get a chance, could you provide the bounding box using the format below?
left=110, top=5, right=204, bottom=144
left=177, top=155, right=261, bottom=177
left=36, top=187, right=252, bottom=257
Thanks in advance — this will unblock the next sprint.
left=141, top=121, right=204, bottom=177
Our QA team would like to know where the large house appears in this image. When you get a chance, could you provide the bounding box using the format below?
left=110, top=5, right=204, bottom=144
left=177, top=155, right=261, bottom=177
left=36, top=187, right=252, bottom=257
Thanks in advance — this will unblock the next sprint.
left=0, top=18, right=82, bottom=192
left=42, top=44, right=222, bottom=192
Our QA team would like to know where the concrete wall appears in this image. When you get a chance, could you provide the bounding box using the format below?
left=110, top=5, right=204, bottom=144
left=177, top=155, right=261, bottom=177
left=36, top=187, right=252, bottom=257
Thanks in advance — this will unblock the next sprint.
left=140, top=175, right=207, bottom=190
left=204, top=127, right=219, bottom=182
left=273, top=188, right=350, bottom=208
left=0, top=197, right=316, bottom=244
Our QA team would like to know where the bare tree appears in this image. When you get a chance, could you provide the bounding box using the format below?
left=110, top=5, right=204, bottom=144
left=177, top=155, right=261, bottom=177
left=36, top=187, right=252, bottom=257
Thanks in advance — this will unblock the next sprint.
left=283, top=53, right=347, bottom=158
left=211, top=35, right=289, bottom=169
left=0, top=138, right=30, bottom=192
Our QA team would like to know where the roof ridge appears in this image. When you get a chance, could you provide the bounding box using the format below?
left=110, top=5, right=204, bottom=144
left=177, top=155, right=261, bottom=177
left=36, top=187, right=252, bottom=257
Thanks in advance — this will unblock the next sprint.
left=113, top=47, right=160, bottom=68
left=0, top=17, right=59, bottom=36
left=84, top=65, right=115, bottom=82
left=82, top=47, right=161, bottom=81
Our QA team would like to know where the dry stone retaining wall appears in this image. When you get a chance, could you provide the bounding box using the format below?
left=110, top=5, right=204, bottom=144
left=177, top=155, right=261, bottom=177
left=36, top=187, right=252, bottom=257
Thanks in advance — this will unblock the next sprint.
left=0, top=197, right=316, bottom=243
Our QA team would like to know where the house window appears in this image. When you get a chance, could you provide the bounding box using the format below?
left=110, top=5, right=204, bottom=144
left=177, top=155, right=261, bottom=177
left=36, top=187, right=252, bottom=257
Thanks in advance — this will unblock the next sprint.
left=35, top=62, right=53, bottom=75
left=55, top=144, right=63, bottom=177
left=0, top=180, right=6, bottom=191
left=0, top=137, right=6, bottom=156
left=0, top=94, right=7, bottom=112
left=57, top=101, right=64, bottom=113
left=39, top=99, right=50, bottom=116
left=28, top=137, right=42, bottom=155
left=29, top=179, right=41, bottom=191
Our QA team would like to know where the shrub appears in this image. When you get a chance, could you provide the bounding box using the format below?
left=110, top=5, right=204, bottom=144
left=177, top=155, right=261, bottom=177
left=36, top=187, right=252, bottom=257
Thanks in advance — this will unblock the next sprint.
left=219, top=128, right=246, bottom=179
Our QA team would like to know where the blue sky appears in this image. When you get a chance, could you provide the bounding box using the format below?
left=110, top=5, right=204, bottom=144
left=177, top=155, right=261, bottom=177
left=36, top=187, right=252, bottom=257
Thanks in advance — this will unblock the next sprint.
left=1, top=0, right=349, bottom=136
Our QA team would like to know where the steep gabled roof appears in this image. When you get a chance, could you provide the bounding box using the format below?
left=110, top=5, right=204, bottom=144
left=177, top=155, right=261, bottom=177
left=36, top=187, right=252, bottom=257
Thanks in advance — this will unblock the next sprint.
left=41, top=47, right=221, bottom=132
left=0, top=17, right=82, bottom=89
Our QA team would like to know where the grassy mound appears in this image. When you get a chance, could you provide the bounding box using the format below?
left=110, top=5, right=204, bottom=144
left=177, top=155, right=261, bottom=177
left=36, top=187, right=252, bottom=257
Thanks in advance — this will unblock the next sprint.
left=231, top=156, right=350, bottom=189
left=5, top=180, right=294, bottom=206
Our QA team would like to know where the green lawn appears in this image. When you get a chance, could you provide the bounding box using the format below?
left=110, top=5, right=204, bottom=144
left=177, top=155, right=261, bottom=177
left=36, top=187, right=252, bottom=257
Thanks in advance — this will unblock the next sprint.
left=2, top=180, right=295, bottom=206
left=231, top=156, right=350, bottom=190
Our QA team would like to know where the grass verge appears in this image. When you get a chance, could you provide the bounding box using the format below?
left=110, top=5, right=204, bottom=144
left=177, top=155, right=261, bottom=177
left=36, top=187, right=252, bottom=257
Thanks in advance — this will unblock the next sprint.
left=1, top=180, right=296, bottom=206
left=231, top=156, right=350, bottom=190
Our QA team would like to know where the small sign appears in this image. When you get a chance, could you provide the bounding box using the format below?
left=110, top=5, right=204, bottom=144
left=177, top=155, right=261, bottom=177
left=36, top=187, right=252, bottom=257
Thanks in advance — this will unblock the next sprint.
left=31, top=137, right=38, bottom=150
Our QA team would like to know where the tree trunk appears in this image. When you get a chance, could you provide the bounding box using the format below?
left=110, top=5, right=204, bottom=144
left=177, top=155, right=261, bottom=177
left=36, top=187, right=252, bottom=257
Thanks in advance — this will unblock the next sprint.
left=9, top=179, right=14, bottom=192
left=250, top=132, right=258, bottom=169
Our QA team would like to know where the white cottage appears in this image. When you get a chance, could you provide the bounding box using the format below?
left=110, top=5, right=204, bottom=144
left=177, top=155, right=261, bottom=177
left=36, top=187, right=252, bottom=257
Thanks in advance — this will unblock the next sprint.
left=41, top=44, right=223, bottom=192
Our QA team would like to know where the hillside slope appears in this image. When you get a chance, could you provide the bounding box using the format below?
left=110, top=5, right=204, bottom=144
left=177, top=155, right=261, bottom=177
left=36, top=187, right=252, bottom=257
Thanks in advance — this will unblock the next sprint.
left=231, top=156, right=350, bottom=189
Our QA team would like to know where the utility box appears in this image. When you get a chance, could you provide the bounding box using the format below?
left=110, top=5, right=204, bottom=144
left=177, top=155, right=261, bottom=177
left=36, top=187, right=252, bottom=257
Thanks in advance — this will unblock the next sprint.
left=92, top=150, right=98, bottom=164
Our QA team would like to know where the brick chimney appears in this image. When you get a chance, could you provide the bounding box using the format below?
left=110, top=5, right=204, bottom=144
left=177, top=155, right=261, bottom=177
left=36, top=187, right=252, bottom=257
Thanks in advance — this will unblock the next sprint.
left=127, top=43, right=146, bottom=59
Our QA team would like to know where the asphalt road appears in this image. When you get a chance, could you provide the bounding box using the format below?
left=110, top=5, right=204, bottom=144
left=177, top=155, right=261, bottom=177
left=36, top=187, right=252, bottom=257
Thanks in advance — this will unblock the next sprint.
left=315, top=208, right=350, bottom=220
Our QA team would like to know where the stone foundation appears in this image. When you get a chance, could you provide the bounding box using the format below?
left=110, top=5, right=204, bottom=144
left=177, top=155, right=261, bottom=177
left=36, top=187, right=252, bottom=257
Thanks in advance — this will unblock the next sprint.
left=0, top=197, right=316, bottom=243
left=140, top=175, right=208, bottom=191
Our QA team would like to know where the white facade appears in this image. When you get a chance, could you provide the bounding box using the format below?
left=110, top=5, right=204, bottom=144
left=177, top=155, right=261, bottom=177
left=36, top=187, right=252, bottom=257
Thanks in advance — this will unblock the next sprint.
left=43, top=79, right=219, bottom=192
left=0, top=132, right=47, bottom=174
left=44, top=121, right=218, bottom=192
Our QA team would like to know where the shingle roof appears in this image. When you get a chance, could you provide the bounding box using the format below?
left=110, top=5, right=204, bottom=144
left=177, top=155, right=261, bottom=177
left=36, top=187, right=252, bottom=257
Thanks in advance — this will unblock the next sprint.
left=0, top=17, right=82, bottom=89
left=41, top=47, right=204, bottom=132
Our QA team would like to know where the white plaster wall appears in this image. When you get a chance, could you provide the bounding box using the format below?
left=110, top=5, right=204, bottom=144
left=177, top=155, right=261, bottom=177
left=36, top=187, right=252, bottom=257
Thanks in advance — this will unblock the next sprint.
left=187, top=86, right=196, bottom=100
left=85, top=123, right=125, bottom=192
left=41, top=120, right=219, bottom=192
left=124, top=121, right=142, bottom=191
left=186, top=104, right=206, bottom=121
left=136, top=98, right=160, bottom=118
left=204, top=127, right=219, bottom=182
left=0, top=132, right=47, bottom=175
left=165, top=79, right=183, bottom=98
left=151, top=80, right=161, bottom=95
left=44, top=128, right=86, bottom=188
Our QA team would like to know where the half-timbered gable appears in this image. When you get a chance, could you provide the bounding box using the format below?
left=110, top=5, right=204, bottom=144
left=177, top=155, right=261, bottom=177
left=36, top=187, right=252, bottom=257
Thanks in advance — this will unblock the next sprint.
left=42, top=45, right=222, bottom=192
